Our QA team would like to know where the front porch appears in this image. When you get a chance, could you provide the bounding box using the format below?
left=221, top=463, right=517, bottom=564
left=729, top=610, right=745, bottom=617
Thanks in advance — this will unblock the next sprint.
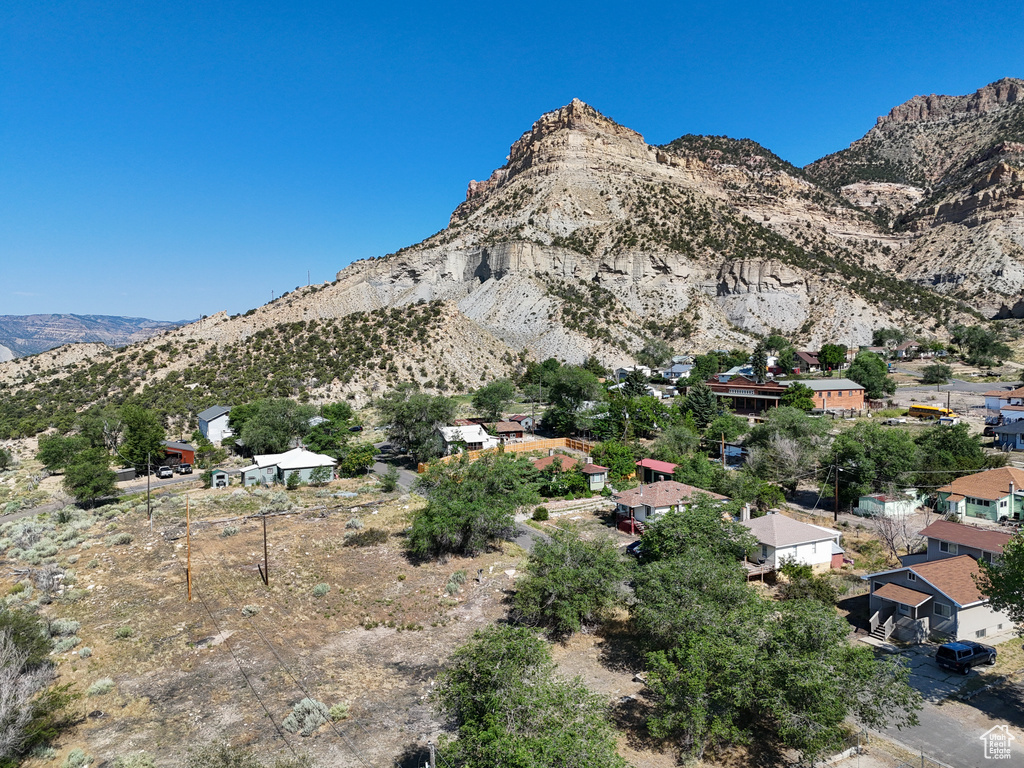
left=870, top=582, right=933, bottom=643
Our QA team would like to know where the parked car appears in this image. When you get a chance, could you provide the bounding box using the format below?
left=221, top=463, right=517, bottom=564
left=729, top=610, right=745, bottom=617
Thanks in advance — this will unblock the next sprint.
left=882, top=418, right=908, bottom=425
left=156, top=465, right=173, bottom=479
left=174, top=463, right=193, bottom=475
left=626, top=540, right=643, bottom=558
left=983, top=425, right=996, bottom=437
left=935, top=641, right=996, bottom=674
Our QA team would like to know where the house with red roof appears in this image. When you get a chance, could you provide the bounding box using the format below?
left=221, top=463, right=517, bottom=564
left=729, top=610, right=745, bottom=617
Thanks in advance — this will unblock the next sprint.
left=636, top=458, right=678, bottom=483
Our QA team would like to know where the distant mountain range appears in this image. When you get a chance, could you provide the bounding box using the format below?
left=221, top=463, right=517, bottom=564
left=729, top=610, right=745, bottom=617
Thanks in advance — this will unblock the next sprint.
left=0, top=314, right=188, bottom=360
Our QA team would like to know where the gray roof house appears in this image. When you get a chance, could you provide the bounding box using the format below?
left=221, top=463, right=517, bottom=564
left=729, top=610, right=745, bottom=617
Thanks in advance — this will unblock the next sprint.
left=198, top=405, right=233, bottom=443
left=739, top=513, right=842, bottom=574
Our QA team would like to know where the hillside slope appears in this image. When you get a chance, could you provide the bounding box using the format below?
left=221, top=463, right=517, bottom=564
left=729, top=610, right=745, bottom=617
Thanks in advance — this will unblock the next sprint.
left=0, top=314, right=186, bottom=358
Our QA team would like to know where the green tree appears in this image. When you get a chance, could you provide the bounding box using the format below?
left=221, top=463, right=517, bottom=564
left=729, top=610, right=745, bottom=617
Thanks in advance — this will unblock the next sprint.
left=339, top=444, right=376, bottom=476
left=513, top=528, right=627, bottom=636
left=543, top=366, right=603, bottom=435
left=780, top=381, right=815, bottom=411
left=705, top=412, right=747, bottom=443
left=921, top=363, right=952, bottom=385
left=433, top=626, right=627, bottom=768
left=680, top=381, right=717, bottom=429
left=36, top=435, right=88, bottom=473
left=978, top=533, right=1024, bottom=630
left=817, top=344, right=847, bottom=371
left=950, top=324, right=1013, bottom=366
left=410, top=454, right=539, bottom=558
left=776, top=345, right=797, bottom=373
left=190, top=431, right=227, bottom=469
left=119, top=405, right=166, bottom=472
left=63, top=448, right=117, bottom=504
left=236, top=399, right=316, bottom=455
left=471, top=378, right=517, bottom=421
left=650, top=423, right=701, bottom=464
left=637, top=338, right=673, bottom=369
left=912, top=423, right=1002, bottom=488
left=581, top=355, right=607, bottom=377
left=0, top=448, right=11, bottom=471
left=308, top=465, right=332, bottom=486
left=376, top=384, right=457, bottom=464
left=746, top=407, right=831, bottom=493
left=285, top=471, right=301, bottom=490
left=378, top=464, right=399, bottom=492
left=689, top=353, right=719, bottom=383
left=873, top=328, right=906, bottom=349
left=303, top=402, right=357, bottom=458
left=590, top=440, right=638, bottom=484
left=847, top=351, right=896, bottom=399
left=638, top=496, right=752, bottom=565
left=827, top=422, right=917, bottom=508
left=621, top=369, right=649, bottom=398
left=750, top=342, right=768, bottom=384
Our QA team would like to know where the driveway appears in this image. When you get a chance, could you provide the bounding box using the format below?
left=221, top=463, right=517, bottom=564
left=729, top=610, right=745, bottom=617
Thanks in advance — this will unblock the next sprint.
left=878, top=644, right=1024, bottom=766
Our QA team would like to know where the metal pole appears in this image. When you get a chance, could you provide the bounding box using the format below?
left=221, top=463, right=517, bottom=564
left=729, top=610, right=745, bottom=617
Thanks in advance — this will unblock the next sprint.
left=721, top=433, right=726, bottom=468
left=186, top=495, right=192, bottom=602
left=428, top=742, right=436, bottom=768
left=146, top=452, right=151, bottom=523
left=834, top=459, right=839, bottom=523
left=262, top=512, right=269, bottom=586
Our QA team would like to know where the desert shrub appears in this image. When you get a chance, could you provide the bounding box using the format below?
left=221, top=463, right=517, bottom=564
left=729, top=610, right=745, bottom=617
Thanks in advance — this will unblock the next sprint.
left=114, top=626, right=134, bottom=639
left=286, top=471, right=301, bottom=490
left=107, top=533, right=133, bottom=546
left=532, top=506, right=549, bottom=521
left=52, top=636, right=81, bottom=653
left=345, top=517, right=363, bottom=530
left=113, top=753, right=156, bottom=768
left=78, top=647, right=92, bottom=658
left=312, top=583, right=329, bottom=598
left=281, top=697, right=330, bottom=736
left=184, top=741, right=313, bottom=768
left=444, top=570, right=467, bottom=596
left=61, top=748, right=92, bottom=768
left=87, top=677, right=114, bottom=696
left=50, top=618, right=81, bottom=637
left=220, top=525, right=239, bottom=538
left=343, top=529, right=388, bottom=547
left=329, top=702, right=349, bottom=721
left=241, top=605, right=261, bottom=617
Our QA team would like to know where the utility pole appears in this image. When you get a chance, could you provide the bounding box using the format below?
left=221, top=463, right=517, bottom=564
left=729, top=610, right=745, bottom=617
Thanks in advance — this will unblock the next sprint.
left=947, top=390, right=951, bottom=414
left=146, top=451, right=151, bottom=525
left=258, top=512, right=269, bottom=586
left=721, top=432, right=726, bottom=468
left=428, top=742, right=436, bottom=768
left=833, top=459, right=840, bottom=523
left=186, top=495, right=192, bottom=602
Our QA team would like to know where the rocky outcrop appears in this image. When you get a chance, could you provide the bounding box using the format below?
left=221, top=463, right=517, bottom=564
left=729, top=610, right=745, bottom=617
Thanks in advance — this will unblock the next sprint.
left=878, top=78, right=1024, bottom=125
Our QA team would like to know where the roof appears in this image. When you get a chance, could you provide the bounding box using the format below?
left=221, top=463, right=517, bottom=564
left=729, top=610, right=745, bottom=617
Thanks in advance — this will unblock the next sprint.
left=636, top=458, right=678, bottom=474
left=740, top=514, right=839, bottom=548
left=614, top=480, right=728, bottom=509
left=861, top=493, right=913, bottom=504
left=895, top=341, right=919, bottom=351
left=994, top=422, right=1024, bottom=435
left=909, top=556, right=987, bottom=607
left=937, top=467, right=1024, bottom=501
left=254, top=447, right=336, bottom=470
left=162, top=440, right=195, bottom=452
left=874, top=582, right=933, bottom=608
left=798, top=379, right=865, bottom=392
left=438, top=424, right=490, bottom=443
left=494, top=421, right=523, bottom=433
left=198, top=405, right=231, bottom=421
left=1000, top=405, right=1024, bottom=412
left=507, top=414, right=531, bottom=423
left=581, top=463, right=609, bottom=474
left=984, top=389, right=1012, bottom=397
left=532, top=455, right=578, bottom=472
left=918, top=520, right=1013, bottom=554
left=796, top=351, right=820, bottom=365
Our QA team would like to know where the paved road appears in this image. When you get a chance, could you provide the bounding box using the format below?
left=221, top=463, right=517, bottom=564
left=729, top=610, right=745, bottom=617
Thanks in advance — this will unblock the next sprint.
left=879, top=644, right=1024, bottom=767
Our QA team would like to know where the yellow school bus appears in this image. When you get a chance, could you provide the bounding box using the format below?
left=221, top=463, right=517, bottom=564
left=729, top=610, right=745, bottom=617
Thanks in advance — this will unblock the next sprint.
left=908, top=404, right=959, bottom=420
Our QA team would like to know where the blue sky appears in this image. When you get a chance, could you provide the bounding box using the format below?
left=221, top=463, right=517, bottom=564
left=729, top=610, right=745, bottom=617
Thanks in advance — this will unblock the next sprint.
left=2, top=1, right=1022, bottom=320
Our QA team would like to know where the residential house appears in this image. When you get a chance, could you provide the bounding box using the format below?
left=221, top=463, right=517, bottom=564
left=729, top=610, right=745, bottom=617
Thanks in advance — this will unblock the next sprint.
left=794, top=351, right=820, bottom=373
left=740, top=513, right=843, bottom=573
left=532, top=454, right=579, bottom=472
left=864, top=556, right=1013, bottom=643
left=613, top=481, right=728, bottom=533
left=437, top=424, right=500, bottom=455
left=856, top=492, right=922, bottom=517
left=894, top=341, right=920, bottom=359
left=507, top=414, right=535, bottom=432
left=161, top=440, right=196, bottom=466
left=494, top=421, right=524, bottom=442
left=661, top=363, right=693, bottom=382
left=636, top=458, right=678, bottom=483
left=580, top=463, right=609, bottom=492
left=983, top=386, right=1024, bottom=413
left=198, top=405, right=233, bottom=443
left=936, top=466, right=1024, bottom=523
left=798, top=379, right=866, bottom=411
left=999, top=404, right=1024, bottom=425
left=994, top=421, right=1024, bottom=451
left=240, top=448, right=336, bottom=487
left=707, top=376, right=787, bottom=415
left=614, top=365, right=652, bottom=382
left=917, top=520, right=1013, bottom=566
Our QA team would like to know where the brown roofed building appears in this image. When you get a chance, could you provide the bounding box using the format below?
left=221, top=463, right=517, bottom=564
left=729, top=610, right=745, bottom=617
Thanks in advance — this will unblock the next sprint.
left=494, top=421, right=524, bottom=441
left=532, top=454, right=578, bottom=472
left=613, top=481, right=728, bottom=534
left=919, top=520, right=1013, bottom=563
left=706, top=375, right=787, bottom=415
left=936, top=466, right=1024, bottom=522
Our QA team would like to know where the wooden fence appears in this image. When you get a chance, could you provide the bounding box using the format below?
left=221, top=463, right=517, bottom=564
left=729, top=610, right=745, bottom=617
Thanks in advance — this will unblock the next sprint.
left=417, top=437, right=598, bottom=473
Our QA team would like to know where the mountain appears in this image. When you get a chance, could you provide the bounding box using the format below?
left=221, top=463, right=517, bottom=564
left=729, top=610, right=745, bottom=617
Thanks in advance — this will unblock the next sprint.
left=0, top=314, right=188, bottom=359
left=806, top=78, right=1024, bottom=315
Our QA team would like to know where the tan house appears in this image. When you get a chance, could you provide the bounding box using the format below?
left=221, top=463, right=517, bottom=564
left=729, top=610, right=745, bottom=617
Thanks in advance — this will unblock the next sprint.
left=613, top=481, right=728, bottom=534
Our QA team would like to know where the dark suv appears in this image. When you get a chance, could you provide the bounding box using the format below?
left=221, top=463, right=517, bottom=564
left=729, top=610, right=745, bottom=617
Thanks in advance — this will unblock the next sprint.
left=935, top=641, right=997, bottom=674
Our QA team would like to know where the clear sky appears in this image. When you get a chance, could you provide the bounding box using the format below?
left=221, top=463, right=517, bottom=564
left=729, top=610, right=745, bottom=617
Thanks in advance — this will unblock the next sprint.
left=2, top=1, right=1023, bottom=320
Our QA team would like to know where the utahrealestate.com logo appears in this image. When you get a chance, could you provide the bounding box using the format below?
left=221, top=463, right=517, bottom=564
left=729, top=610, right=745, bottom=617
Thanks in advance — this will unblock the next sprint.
left=980, top=725, right=1016, bottom=760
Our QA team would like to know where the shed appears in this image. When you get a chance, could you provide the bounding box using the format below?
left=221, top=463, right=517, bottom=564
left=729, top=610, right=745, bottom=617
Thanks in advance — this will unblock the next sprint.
left=161, top=441, right=196, bottom=466
left=210, top=469, right=229, bottom=489
left=114, top=467, right=136, bottom=483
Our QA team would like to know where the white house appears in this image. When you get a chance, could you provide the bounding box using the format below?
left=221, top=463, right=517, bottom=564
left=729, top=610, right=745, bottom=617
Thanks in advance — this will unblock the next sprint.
left=856, top=492, right=922, bottom=517
left=198, top=405, right=233, bottom=443
left=614, top=365, right=652, bottom=381
left=240, top=447, right=336, bottom=487
left=740, top=513, right=843, bottom=573
left=437, top=425, right=500, bottom=455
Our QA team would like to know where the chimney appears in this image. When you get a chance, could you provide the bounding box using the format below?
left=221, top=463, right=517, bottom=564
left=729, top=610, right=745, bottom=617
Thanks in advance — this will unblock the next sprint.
left=741, top=503, right=751, bottom=522
left=548, top=448, right=554, bottom=457
left=584, top=456, right=592, bottom=464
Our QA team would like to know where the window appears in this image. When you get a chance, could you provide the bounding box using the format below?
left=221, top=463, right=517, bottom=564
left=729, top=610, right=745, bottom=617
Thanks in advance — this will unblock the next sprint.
left=933, top=602, right=951, bottom=618
left=907, top=571, right=917, bottom=582
left=1000, top=499, right=1007, bottom=507
left=811, top=541, right=817, bottom=554
left=838, top=391, right=843, bottom=397
left=983, top=552, right=993, bottom=564
left=939, top=541, right=959, bottom=555
left=761, top=544, right=768, bottom=559
left=976, top=628, right=987, bottom=638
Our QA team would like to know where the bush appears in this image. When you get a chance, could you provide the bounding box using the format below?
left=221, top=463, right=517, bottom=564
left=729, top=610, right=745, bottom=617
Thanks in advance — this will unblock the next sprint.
left=379, top=465, right=399, bottom=493
left=220, top=525, right=239, bottom=538
left=114, top=626, right=134, bottom=639
left=281, top=697, right=330, bottom=736
left=345, top=517, right=364, bottom=530
left=52, top=636, right=81, bottom=653
left=50, top=618, right=81, bottom=636
left=61, top=748, right=92, bottom=768
left=532, top=506, right=549, bottom=521
left=445, top=570, right=468, bottom=596
left=286, top=471, right=301, bottom=490
left=312, top=583, right=329, bottom=598
left=241, top=605, right=260, bottom=617
left=113, top=753, right=156, bottom=768
left=107, top=533, right=133, bottom=546
left=87, top=677, right=114, bottom=696
left=329, top=702, right=349, bottom=721
left=78, top=646, right=92, bottom=658
left=343, top=528, right=388, bottom=547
